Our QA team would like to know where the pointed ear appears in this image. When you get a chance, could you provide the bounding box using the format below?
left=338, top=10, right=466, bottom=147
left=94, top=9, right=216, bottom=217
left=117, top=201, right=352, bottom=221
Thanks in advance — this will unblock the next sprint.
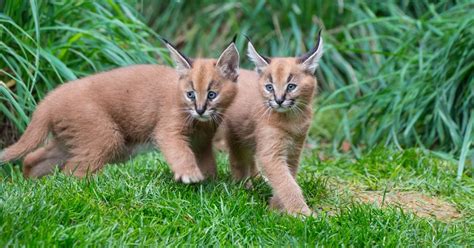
left=216, top=40, right=240, bottom=82
left=297, top=30, right=324, bottom=74
left=163, top=39, right=192, bottom=76
left=246, top=39, right=270, bottom=74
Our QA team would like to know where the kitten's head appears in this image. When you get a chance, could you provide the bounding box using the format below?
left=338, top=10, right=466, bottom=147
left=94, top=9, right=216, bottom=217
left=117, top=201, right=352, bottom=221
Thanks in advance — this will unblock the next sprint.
left=247, top=31, right=323, bottom=113
left=165, top=39, right=239, bottom=122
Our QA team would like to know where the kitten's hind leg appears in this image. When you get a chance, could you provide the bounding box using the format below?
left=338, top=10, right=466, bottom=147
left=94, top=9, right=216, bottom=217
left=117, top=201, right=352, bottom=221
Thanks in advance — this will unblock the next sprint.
left=23, top=140, right=68, bottom=178
left=60, top=119, right=125, bottom=178
left=228, top=144, right=256, bottom=182
left=195, top=145, right=217, bottom=179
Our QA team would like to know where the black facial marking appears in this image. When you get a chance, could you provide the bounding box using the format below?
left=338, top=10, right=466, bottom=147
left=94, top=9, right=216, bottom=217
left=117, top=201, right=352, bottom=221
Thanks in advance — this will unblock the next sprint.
left=272, top=91, right=279, bottom=104
left=207, top=80, right=216, bottom=91
left=288, top=99, right=295, bottom=106
left=188, top=80, right=196, bottom=91
left=287, top=74, right=294, bottom=82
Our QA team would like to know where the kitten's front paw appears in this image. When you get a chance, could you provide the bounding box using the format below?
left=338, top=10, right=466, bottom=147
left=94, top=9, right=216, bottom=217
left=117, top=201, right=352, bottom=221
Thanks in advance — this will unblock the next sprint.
left=287, top=205, right=316, bottom=217
left=298, top=206, right=316, bottom=217
left=271, top=198, right=316, bottom=217
left=174, top=166, right=205, bottom=184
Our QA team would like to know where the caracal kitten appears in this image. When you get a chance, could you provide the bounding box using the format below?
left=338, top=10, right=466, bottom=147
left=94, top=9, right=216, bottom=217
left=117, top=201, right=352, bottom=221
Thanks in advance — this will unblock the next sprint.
left=0, top=40, right=239, bottom=182
left=223, top=32, right=323, bottom=215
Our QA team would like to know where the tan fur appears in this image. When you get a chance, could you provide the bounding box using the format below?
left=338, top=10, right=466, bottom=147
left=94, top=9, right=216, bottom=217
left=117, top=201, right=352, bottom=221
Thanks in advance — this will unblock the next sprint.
left=223, top=35, right=323, bottom=216
left=1, top=43, right=239, bottom=182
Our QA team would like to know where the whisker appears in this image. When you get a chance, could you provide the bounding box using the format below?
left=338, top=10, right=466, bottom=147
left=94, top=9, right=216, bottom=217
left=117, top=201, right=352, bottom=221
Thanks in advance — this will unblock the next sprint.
left=264, top=107, right=272, bottom=121
left=253, top=103, right=270, bottom=121
left=214, top=113, right=225, bottom=124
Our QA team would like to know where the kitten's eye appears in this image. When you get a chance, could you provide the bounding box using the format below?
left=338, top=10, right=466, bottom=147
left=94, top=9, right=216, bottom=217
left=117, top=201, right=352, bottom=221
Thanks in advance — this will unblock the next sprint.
left=208, top=91, right=217, bottom=100
left=186, top=91, right=195, bottom=100
left=287, top=83, right=297, bottom=92
left=265, top=84, right=274, bottom=92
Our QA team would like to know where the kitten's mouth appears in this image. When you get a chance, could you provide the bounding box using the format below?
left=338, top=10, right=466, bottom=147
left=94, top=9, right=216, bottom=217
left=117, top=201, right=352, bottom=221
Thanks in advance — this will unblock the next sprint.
left=191, top=114, right=211, bottom=122
left=274, top=107, right=289, bottom=113
left=269, top=100, right=295, bottom=113
left=190, top=110, right=214, bottom=122
left=195, top=116, right=211, bottom=122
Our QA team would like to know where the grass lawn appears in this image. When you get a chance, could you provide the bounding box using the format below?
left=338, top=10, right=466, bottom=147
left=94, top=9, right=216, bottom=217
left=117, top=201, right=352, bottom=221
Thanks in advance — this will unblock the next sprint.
left=0, top=149, right=472, bottom=246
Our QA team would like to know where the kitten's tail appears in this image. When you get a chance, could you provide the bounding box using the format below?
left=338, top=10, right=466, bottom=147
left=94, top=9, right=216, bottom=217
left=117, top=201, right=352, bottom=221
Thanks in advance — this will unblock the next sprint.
left=0, top=104, right=50, bottom=164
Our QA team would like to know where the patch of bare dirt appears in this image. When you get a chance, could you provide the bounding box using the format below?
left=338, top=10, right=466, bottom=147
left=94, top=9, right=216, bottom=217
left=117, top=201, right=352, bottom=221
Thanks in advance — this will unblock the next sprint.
left=356, top=190, right=461, bottom=222
left=325, top=180, right=461, bottom=222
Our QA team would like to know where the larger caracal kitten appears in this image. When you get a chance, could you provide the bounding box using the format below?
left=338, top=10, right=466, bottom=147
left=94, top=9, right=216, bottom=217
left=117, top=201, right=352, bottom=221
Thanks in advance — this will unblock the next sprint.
left=0, top=39, right=239, bottom=182
left=224, top=32, right=323, bottom=216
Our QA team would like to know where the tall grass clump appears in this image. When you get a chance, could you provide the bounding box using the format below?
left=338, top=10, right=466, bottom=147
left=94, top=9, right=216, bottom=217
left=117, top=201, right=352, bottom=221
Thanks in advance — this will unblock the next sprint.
left=319, top=1, right=474, bottom=178
left=0, top=0, right=165, bottom=146
left=141, top=0, right=473, bottom=176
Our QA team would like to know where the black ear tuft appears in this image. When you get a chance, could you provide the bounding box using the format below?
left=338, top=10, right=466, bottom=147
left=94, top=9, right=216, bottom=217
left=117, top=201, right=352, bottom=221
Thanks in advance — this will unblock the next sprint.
left=243, top=34, right=251, bottom=42
left=296, top=30, right=324, bottom=74
left=232, top=34, right=237, bottom=44
left=159, top=36, right=170, bottom=45
left=161, top=37, right=193, bottom=68
left=297, top=30, right=322, bottom=64
left=245, top=35, right=271, bottom=64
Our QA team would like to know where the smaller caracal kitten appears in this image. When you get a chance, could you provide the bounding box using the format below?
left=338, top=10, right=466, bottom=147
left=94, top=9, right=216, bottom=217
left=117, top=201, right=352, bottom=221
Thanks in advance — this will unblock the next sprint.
left=1, top=39, right=239, bottom=183
left=223, top=31, right=323, bottom=216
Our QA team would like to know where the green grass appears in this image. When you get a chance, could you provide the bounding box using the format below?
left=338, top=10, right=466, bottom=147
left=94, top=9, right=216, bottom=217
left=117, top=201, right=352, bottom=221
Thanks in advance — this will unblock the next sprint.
left=1, top=149, right=472, bottom=246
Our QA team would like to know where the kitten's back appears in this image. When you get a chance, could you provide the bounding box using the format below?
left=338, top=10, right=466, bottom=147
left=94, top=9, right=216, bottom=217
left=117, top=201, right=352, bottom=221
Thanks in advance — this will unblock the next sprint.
left=44, top=65, right=178, bottom=132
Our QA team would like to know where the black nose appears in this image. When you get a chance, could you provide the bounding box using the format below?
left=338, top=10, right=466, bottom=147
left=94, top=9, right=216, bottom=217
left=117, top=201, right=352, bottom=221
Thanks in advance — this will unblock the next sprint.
left=196, top=107, right=206, bottom=115
left=275, top=98, right=284, bottom=105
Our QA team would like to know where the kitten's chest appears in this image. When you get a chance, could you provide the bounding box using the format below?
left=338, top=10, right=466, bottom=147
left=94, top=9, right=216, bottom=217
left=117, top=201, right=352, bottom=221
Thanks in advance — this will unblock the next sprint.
left=187, top=123, right=217, bottom=149
left=279, top=118, right=310, bottom=138
left=269, top=111, right=312, bottom=136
